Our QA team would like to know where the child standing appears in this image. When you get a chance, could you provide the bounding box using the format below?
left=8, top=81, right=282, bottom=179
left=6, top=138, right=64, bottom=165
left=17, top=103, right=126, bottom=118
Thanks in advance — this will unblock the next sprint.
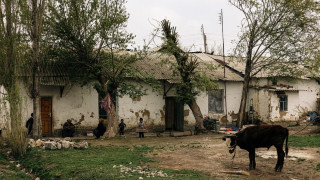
left=118, top=119, right=126, bottom=135
left=137, top=118, right=146, bottom=138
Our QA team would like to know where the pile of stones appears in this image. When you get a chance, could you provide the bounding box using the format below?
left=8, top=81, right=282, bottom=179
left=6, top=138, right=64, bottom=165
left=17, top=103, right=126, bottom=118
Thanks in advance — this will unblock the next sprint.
left=114, top=164, right=169, bottom=178
left=28, top=137, right=88, bottom=150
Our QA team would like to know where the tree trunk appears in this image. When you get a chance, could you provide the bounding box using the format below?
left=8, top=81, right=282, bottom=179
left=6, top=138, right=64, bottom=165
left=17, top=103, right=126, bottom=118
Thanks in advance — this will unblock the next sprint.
left=103, top=100, right=119, bottom=138
left=99, top=76, right=119, bottom=138
left=236, top=21, right=257, bottom=128
left=188, top=99, right=204, bottom=132
left=30, top=0, right=44, bottom=139
left=237, top=75, right=250, bottom=128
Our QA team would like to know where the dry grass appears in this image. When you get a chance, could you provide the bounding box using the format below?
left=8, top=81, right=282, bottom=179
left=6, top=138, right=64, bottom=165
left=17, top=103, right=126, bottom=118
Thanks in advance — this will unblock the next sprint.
left=7, top=126, right=27, bottom=157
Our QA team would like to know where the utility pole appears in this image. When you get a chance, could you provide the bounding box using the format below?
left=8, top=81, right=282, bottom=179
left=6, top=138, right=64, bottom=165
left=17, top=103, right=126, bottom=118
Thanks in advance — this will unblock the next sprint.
left=219, top=9, right=228, bottom=122
left=201, top=24, right=208, bottom=53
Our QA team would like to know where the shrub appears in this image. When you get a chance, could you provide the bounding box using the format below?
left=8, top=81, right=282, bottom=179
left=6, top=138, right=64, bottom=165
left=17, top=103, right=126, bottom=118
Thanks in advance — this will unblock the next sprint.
left=7, top=126, right=27, bottom=157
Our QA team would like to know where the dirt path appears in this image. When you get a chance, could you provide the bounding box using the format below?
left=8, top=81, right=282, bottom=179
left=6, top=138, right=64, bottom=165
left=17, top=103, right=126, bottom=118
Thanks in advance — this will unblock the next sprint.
left=87, top=131, right=320, bottom=180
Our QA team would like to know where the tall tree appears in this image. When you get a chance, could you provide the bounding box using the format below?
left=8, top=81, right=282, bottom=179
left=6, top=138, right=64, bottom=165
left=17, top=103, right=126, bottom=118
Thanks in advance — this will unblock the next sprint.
left=0, top=0, right=27, bottom=156
left=19, top=0, right=46, bottom=138
left=230, top=0, right=320, bottom=127
left=160, top=19, right=216, bottom=132
left=47, top=0, right=146, bottom=137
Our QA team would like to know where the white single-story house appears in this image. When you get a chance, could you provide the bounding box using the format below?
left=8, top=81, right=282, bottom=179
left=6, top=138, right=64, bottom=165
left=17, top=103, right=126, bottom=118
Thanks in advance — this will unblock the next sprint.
left=213, top=55, right=320, bottom=123
left=1, top=52, right=319, bottom=136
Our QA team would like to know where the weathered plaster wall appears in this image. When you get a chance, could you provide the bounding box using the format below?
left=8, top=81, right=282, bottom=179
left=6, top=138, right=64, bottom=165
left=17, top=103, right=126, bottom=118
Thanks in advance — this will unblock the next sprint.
left=296, top=79, right=319, bottom=113
left=270, top=91, right=299, bottom=121
left=208, top=81, right=243, bottom=123
left=248, top=78, right=271, bottom=122
left=0, top=85, right=9, bottom=130
left=249, top=78, right=319, bottom=122
left=20, top=82, right=99, bottom=132
left=117, top=82, right=165, bottom=129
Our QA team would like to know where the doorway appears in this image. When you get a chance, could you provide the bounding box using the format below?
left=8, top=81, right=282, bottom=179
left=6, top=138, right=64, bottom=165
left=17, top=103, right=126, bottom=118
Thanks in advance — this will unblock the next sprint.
left=165, top=97, right=184, bottom=131
left=41, top=97, right=52, bottom=136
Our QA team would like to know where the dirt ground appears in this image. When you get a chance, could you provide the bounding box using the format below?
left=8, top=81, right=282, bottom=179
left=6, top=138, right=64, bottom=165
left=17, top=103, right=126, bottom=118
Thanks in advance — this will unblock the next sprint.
left=87, top=123, right=320, bottom=180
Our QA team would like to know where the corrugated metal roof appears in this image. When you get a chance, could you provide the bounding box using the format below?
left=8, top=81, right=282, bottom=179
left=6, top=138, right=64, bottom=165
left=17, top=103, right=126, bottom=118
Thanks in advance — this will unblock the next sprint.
left=134, top=52, right=244, bottom=82
left=18, top=62, right=70, bottom=86
left=192, top=53, right=243, bottom=81
left=209, top=55, right=311, bottom=80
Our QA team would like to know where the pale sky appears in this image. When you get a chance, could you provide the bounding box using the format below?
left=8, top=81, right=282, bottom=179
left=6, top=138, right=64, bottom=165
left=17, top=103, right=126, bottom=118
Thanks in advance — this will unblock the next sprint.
left=126, top=0, right=244, bottom=54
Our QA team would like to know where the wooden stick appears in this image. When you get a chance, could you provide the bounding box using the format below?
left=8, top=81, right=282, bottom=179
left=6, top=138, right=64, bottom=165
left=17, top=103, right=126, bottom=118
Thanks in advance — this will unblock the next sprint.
left=220, top=170, right=250, bottom=176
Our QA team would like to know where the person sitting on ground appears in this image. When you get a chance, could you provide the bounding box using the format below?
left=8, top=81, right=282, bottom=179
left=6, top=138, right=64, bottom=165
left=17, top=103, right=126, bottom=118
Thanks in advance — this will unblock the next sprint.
left=62, top=119, right=75, bottom=137
left=137, top=118, right=146, bottom=138
left=118, top=119, right=126, bottom=135
left=25, top=113, right=34, bottom=135
left=93, top=119, right=106, bottom=139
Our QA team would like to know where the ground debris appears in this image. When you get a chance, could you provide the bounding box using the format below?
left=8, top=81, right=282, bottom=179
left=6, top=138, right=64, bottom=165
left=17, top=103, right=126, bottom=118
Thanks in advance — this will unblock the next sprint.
left=116, top=164, right=169, bottom=178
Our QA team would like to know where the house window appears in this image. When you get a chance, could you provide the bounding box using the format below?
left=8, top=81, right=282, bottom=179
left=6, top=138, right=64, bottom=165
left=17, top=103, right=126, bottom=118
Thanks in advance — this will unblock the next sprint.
left=279, top=95, right=287, bottom=111
left=98, top=94, right=108, bottom=119
left=208, top=89, right=224, bottom=113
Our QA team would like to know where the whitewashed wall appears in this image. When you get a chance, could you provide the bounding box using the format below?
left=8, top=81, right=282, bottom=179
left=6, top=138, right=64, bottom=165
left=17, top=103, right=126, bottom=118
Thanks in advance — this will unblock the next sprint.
left=117, top=82, right=165, bottom=129
left=0, top=85, right=9, bottom=130
left=269, top=91, right=299, bottom=121
left=20, top=81, right=99, bottom=131
left=249, top=78, right=319, bottom=122
left=208, top=81, right=243, bottom=123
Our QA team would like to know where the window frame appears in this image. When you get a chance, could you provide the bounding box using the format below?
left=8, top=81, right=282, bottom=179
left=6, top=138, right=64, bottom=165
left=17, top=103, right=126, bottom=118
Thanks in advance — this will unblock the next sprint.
left=279, top=95, right=288, bottom=111
left=208, top=89, right=224, bottom=114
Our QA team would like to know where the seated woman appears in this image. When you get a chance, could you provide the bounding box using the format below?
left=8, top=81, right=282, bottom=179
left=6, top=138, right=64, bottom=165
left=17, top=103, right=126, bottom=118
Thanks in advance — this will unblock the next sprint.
left=62, top=119, right=75, bottom=137
left=93, top=119, right=106, bottom=139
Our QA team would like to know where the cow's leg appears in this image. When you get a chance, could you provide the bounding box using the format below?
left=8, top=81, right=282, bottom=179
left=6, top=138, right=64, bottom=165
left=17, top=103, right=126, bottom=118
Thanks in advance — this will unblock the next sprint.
left=249, top=149, right=255, bottom=170
left=275, top=145, right=285, bottom=172
left=252, top=149, right=256, bottom=169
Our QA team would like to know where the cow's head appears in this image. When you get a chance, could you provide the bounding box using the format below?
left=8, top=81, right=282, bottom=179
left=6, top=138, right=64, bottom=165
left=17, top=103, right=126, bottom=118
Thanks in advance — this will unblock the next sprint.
left=222, top=135, right=237, bottom=154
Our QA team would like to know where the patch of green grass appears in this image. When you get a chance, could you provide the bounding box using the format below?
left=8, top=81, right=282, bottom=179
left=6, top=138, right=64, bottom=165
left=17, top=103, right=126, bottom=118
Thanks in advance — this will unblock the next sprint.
left=0, top=152, right=30, bottom=179
left=316, top=163, right=320, bottom=171
left=289, top=135, right=320, bottom=147
left=297, top=158, right=305, bottom=163
left=18, top=145, right=208, bottom=179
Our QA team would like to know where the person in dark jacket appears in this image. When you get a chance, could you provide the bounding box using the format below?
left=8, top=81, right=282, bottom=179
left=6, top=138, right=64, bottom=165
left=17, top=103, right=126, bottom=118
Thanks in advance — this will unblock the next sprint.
left=118, top=119, right=126, bottom=135
left=93, top=119, right=106, bottom=139
left=62, top=119, right=75, bottom=137
left=25, top=113, right=34, bottom=135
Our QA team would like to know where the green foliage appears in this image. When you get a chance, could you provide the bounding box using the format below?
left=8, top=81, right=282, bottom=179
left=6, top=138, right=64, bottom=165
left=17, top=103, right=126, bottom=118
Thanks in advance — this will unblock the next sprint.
left=18, top=146, right=207, bottom=179
left=289, top=135, right=320, bottom=147
left=316, top=163, right=320, bottom=171
left=230, top=0, right=320, bottom=77
left=160, top=19, right=217, bottom=104
left=47, top=0, right=153, bottom=100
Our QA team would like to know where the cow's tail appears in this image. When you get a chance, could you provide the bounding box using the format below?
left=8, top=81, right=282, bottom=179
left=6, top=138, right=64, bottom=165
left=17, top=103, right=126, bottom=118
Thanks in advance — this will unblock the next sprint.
left=285, top=129, right=289, bottom=158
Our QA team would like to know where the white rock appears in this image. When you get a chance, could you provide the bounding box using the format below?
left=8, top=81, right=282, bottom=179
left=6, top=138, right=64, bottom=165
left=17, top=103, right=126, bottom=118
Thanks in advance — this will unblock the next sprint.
left=28, top=139, right=36, bottom=148
left=78, top=141, right=88, bottom=149
left=16, top=164, right=20, bottom=168
left=44, top=142, right=57, bottom=150
left=139, top=177, right=143, bottom=180
left=57, top=143, right=62, bottom=150
left=61, top=140, right=70, bottom=149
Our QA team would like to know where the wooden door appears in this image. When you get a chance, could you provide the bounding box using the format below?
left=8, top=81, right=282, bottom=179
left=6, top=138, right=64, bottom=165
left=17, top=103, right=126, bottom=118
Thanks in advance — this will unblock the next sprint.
left=41, top=97, right=52, bottom=136
left=175, top=101, right=184, bottom=132
left=165, top=98, right=175, bottom=130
